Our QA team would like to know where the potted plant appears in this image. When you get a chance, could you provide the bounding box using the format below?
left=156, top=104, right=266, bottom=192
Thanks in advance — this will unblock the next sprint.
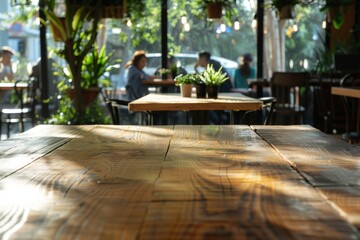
left=158, top=68, right=171, bottom=80
left=197, top=0, right=234, bottom=19
left=175, top=74, right=198, bottom=97
left=320, top=0, right=353, bottom=30
left=62, top=45, right=115, bottom=106
left=193, top=74, right=206, bottom=98
left=270, top=0, right=300, bottom=19
left=200, top=64, right=229, bottom=99
left=43, top=0, right=106, bottom=122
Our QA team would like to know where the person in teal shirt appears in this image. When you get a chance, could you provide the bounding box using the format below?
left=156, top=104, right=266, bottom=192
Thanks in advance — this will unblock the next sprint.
left=234, top=53, right=256, bottom=89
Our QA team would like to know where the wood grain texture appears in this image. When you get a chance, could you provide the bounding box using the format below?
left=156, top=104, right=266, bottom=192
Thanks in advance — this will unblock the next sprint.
left=141, top=125, right=358, bottom=239
left=128, top=93, right=263, bottom=112
left=0, top=125, right=173, bottom=239
left=0, top=125, right=359, bottom=239
left=254, top=125, right=360, bottom=235
left=254, top=125, right=360, bottom=186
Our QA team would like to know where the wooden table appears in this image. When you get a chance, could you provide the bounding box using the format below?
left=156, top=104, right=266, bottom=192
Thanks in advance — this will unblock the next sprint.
left=129, top=93, right=263, bottom=124
left=1, top=124, right=359, bottom=239
left=143, top=79, right=176, bottom=86
left=0, top=82, right=29, bottom=90
left=331, top=86, right=360, bottom=98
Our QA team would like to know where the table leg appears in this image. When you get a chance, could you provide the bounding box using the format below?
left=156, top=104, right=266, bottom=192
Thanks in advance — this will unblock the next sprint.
left=357, top=99, right=360, bottom=133
left=190, top=111, right=208, bottom=125
left=19, top=89, right=24, bottom=132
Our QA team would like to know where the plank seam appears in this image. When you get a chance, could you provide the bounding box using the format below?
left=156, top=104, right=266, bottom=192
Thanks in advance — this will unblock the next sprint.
left=0, top=138, right=71, bottom=181
left=253, top=128, right=360, bottom=237
left=136, top=125, right=174, bottom=238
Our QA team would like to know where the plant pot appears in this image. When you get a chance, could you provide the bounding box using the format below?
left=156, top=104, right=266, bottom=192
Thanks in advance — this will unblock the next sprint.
left=66, top=87, right=100, bottom=107
left=180, top=84, right=192, bottom=98
left=51, top=17, right=66, bottom=42
left=206, top=85, right=219, bottom=99
left=102, top=5, right=125, bottom=18
left=206, top=3, right=222, bottom=19
left=195, top=83, right=206, bottom=98
left=161, top=73, right=169, bottom=80
left=278, top=5, right=295, bottom=20
left=69, top=2, right=124, bottom=19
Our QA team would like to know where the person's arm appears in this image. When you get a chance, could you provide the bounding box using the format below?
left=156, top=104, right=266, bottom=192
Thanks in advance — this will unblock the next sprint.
left=194, top=61, right=199, bottom=73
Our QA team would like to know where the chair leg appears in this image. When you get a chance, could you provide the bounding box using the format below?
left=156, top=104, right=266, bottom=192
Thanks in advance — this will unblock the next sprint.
left=7, top=116, right=11, bottom=139
left=0, top=116, right=2, bottom=140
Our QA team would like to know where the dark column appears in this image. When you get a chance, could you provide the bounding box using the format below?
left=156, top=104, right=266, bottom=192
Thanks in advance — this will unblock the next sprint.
left=355, top=0, right=360, bottom=42
left=161, top=0, right=168, bottom=69
left=39, top=0, right=50, bottom=119
left=257, top=0, right=264, bottom=78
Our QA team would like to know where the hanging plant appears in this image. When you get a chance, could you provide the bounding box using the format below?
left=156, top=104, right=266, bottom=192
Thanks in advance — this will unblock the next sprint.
left=196, top=0, right=235, bottom=20
left=320, top=0, right=353, bottom=30
left=269, top=0, right=300, bottom=20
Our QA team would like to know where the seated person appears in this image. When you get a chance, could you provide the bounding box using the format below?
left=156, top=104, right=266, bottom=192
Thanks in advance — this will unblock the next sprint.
left=195, top=51, right=232, bottom=124
left=0, top=46, right=15, bottom=81
left=125, top=51, right=155, bottom=100
left=154, top=55, right=187, bottom=79
left=234, top=53, right=256, bottom=89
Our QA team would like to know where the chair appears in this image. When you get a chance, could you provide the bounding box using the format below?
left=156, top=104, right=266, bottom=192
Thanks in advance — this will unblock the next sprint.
left=106, top=98, right=131, bottom=125
left=270, top=72, right=310, bottom=125
left=240, top=97, right=276, bottom=125
left=0, top=77, right=39, bottom=139
left=339, top=73, right=360, bottom=143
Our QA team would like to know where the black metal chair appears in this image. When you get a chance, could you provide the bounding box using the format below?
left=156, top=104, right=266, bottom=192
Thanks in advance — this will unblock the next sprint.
left=240, top=96, right=276, bottom=125
left=270, top=72, right=310, bottom=125
left=339, top=73, right=360, bottom=144
left=0, top=77, right=39, bottom=139
left=105, top=98, right=131, bottom=125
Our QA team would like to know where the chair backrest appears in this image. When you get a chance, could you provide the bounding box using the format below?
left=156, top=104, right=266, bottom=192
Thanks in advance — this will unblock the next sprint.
left=271, top=72, right=310, bottom=108
left=106, top=98, right=130, bottom=125
left=15, top=77, right=39, bottom=109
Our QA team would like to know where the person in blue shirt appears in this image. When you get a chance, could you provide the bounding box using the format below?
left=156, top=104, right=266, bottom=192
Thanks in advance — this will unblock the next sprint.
left=125, top=51, right=155, bottom=100
left=234, top=53, right=256, bottom=89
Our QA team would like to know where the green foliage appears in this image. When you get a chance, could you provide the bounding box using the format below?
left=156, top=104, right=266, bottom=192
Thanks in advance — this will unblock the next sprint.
left=309, top=30, right=334, bottom=75
left=174, top=73, right=201, bottom=86
left=45, top=97, right=111, bottom=125
left=54, top=45, right=118, bottom=91
left=82, top=46, right=119, bottom=88
left=319, top=0, right=353, bottom=30
left=200, top=64, right=229, bottom=86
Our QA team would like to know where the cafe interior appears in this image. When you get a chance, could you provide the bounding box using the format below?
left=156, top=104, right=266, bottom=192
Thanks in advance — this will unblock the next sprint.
left=0, top=0, right=359, bottom=239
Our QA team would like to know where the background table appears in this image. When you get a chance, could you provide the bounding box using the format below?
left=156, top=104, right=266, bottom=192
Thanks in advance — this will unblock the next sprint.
left=143, top=79, right=176, bottom=86
left=129, top=93, right=263, bottom=124
left=0, top=82, right=29, bottom=90
left=0, top=125, right=359, bottom=239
